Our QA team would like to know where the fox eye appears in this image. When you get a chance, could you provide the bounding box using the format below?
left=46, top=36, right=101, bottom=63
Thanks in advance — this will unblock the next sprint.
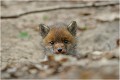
left=64, top=40, right=68, bottom=44
left=50, top=41, right=54, bottom=45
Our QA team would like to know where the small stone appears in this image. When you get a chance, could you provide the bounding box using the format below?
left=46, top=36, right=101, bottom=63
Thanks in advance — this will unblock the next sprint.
left=88, top=51, right=103, bottom=60
left=7, top=67, right=17, bottom=73
left=29, top=69, right=38, bottom=74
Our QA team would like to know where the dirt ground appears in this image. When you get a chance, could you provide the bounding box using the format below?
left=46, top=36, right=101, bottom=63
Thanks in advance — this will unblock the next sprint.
left=1, top=1, right=119, bottom=79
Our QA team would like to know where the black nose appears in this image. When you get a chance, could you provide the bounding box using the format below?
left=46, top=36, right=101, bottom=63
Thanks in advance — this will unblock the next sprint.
left=57, top=48, right=62, bottom=52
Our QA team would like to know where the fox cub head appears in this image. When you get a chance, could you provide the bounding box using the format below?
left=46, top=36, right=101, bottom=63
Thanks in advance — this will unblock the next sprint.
left=39, top=21, right=77, bottom=55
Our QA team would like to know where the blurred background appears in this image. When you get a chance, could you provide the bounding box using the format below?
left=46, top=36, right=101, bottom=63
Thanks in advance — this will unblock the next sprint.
left=1, top=0, right=119, bottom=79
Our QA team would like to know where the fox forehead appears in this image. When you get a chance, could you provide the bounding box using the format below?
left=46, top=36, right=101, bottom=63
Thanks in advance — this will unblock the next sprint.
left=43, top=26, right=75, bottom=44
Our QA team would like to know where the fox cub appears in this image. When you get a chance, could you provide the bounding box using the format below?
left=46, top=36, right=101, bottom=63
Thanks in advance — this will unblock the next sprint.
left=39, top=21, right=77, bottom=56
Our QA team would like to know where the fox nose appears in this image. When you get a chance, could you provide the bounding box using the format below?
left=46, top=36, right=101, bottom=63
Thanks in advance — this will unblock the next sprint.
left=57, top=48, right=62, bottom=52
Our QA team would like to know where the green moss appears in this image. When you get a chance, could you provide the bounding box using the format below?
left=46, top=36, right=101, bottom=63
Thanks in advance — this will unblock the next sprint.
left=43, top=15, right=49, bottom=21
left=81, top=26, right=88, bottom=30
left=18, top=31, right=30, bottom=39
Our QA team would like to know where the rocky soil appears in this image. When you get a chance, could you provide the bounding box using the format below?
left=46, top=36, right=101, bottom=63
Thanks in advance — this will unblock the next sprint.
left=1, top=0, right=119, bottom=79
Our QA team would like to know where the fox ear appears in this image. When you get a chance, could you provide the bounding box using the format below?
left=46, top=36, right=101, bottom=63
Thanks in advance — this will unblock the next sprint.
left=39, top=24, right=50, bottom=38
left=67, top=21, right=77, bottom=36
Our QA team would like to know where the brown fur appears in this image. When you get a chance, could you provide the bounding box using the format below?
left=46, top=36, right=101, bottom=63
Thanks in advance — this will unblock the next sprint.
left=39, top=21, right=77, bottom=56
left=43, top=27, right=75, bottom=45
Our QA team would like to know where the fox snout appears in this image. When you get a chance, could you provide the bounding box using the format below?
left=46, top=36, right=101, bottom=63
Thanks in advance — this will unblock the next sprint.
left=53, top=43, right=67, bottom=54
